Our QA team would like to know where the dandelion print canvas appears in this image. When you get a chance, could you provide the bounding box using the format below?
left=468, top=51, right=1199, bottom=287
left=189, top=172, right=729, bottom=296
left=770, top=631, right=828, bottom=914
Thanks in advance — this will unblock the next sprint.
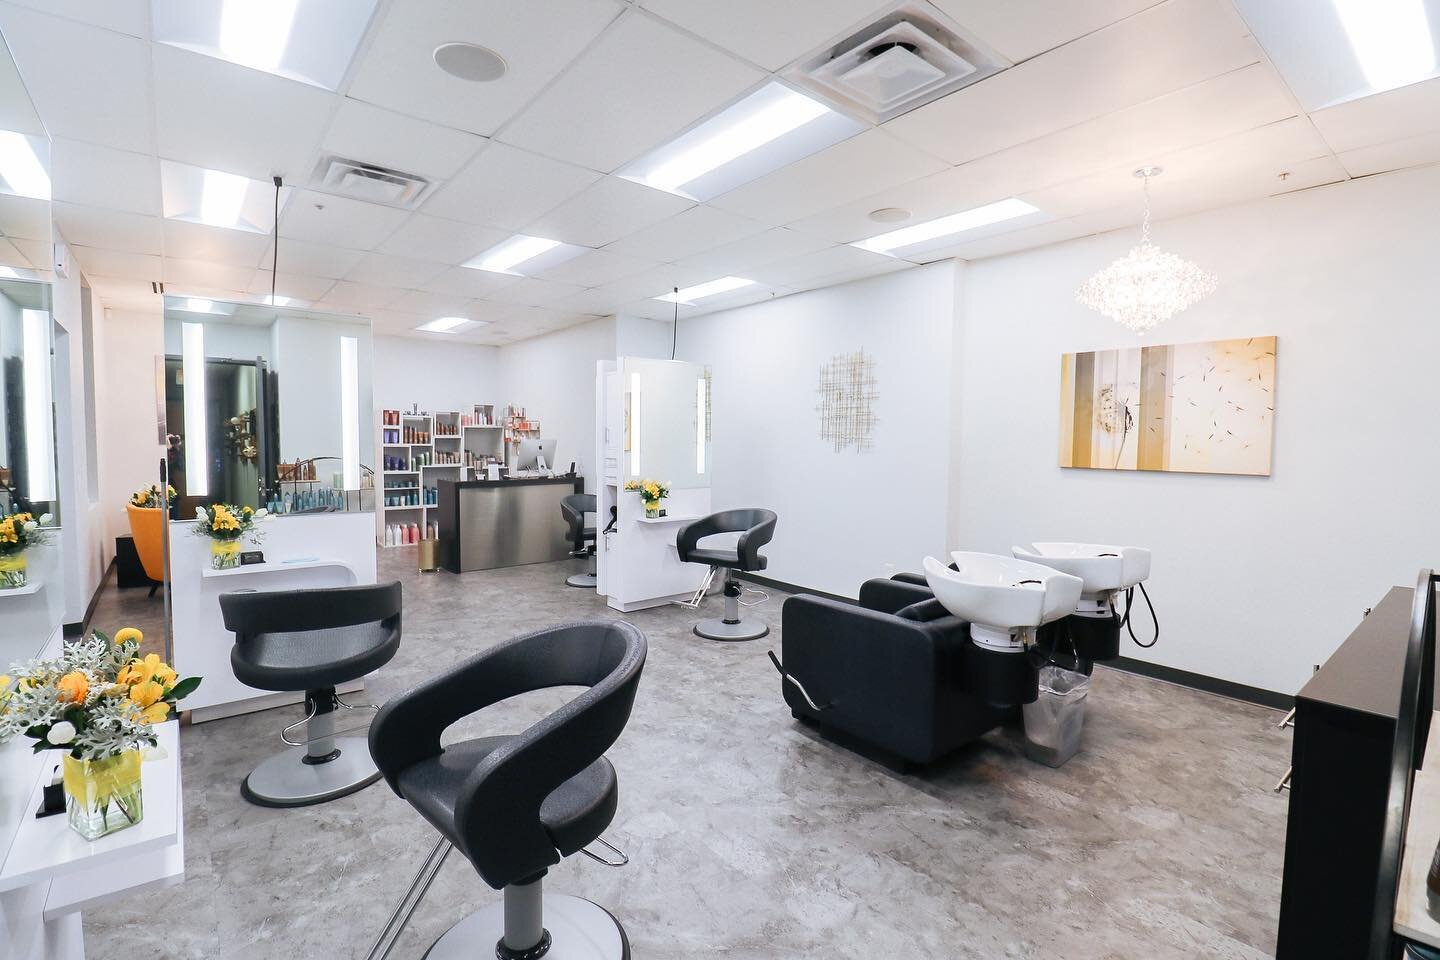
left=1058, top=336, right=1275, bottom=476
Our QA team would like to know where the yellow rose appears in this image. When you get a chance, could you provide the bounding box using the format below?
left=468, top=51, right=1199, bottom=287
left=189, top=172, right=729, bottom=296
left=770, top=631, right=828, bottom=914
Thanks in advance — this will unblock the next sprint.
left=56, top=671, right=89, bottom=704
left=129, top=679, right=164, bottom=709
left=114, top=627, right=144, bottom=647
left=139, top=701, right=171, bottom=725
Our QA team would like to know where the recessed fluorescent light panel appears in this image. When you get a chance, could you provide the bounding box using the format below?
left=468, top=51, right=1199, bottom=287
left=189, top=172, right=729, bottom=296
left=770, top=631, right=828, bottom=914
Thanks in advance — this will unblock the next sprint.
left=415, top=316, right=485, bottom=334
left=173, top=297, right=238, bottom=317
left=1232, top=0, right=1438, bottom=109
left=618, top=82, right=865, bottom=202
left=0, top=130, right=49, bottom=201
left=463, top=235, right=587, bottom=276
left=152, top=0, right=381, bottom=90
left=161, top=160, right=291, bottom=234
left=850, top=198, right=1042, bottom=257
left=654, top=277, right=756, bottom=304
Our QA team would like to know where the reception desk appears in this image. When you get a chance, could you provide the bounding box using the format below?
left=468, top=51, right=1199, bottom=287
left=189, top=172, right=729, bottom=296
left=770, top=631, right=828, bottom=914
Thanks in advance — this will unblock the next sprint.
left=437, top=476, right=582, bottom=573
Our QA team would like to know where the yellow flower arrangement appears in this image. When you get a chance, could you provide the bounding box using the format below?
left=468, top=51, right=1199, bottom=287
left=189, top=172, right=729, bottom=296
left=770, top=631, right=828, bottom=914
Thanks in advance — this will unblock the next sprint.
left=193, top=503, right=262, bottom=543
left=129, top=485, right=177, bottom=509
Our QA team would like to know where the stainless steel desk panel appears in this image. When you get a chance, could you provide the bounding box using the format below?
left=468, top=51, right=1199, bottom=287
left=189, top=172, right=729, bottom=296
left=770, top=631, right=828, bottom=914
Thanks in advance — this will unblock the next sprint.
left=456, top=483, right=573, bottom=571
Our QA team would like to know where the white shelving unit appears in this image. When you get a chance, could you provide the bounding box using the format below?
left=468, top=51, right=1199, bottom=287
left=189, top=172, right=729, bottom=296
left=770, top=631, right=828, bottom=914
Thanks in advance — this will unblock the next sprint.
left=376, top=404, right=505, bottom=547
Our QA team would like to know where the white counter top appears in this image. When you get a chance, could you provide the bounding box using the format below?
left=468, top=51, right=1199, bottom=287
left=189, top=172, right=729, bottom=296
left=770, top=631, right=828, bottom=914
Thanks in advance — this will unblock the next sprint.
left=200, top=557, right=357, bottom=579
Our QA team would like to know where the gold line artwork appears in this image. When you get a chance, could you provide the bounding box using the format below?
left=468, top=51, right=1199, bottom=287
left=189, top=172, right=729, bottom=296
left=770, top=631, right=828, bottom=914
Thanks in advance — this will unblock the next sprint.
left=1058, top=335, right=1276, bottom=476
left=816, top=350, right=878, bottom=453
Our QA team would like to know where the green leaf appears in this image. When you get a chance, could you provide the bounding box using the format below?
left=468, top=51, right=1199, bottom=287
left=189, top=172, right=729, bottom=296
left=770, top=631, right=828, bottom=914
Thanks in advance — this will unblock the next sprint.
left=167, top=676, right=203, bottom=701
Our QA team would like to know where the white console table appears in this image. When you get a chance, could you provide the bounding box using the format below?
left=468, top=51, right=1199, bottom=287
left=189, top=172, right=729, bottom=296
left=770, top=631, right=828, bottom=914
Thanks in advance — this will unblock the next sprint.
left=170, top=512, right=377, bottom=722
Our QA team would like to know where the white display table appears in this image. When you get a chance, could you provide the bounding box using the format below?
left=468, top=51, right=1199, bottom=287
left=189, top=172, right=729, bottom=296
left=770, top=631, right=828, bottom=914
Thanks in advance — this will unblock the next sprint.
left=169, top=512, right=378, bottom=722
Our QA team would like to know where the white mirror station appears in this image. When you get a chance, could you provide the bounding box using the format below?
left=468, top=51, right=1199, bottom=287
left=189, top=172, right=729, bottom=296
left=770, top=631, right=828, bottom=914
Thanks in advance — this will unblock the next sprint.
left=594, top=357, right=713, bottom=611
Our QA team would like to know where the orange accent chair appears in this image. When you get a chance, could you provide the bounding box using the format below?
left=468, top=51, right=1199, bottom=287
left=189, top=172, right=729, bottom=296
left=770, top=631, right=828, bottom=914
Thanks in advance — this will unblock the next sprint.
left=126, top=504, right=166, bottom=597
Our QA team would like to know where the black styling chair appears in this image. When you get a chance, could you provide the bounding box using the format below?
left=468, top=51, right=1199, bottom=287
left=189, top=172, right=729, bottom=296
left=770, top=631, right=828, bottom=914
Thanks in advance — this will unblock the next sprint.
left=561, top=493, right=597, bottom=588
left=219, top=582, right=402, bottom=807
left=366, top=620, right=647, bottom=960
left=675, top=508, right=777, bottom=641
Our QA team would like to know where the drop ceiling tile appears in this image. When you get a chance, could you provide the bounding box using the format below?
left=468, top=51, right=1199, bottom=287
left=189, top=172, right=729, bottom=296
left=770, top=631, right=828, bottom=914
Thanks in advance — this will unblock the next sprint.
left=794, top=62, right=1299, bottom=244
left=802, top=257, right=913, bottom=291
left=675, top=227, right=834, bottom=276
left=320, top=98, right=486, bottom=181
left=885, top=0, right=1261, bottom=164
left=376, top=214, right=509, bottom=264
left=246, top=271, right=337, bottom=301
left=1309, top=76, right=1440, bottom=155
left=500, top=12, right=764, bottom=172
left=0, top=5, right=153, bottom=153
left=1337, top=132, right=1440, bottom=178
left=152, top=44, right=339, bottom=182
left=525, top=176, right=693, bottom=248
left=746, top=244, right=901, bottom=286
left=640, top=0, right=886, bottom=71
left=484, top=276, right=588, bottom=307
left=930, top=0, right=1162, bottom=63
left=551, top=262, right=713, bottom=313
left=4, top=0, right=150, bottom=37
left=709, top=129, right=949, bottom=225
left=0, top=237, right=36, bottom=270
left=162, top=220, right=270, bottom=267
left=530, top=248, right=655, bottom=287
left=605, top=205, right=772, bottom=262
left=69, top=246, right=162, bottom=279
left=320, top=281, right=409, bottom=311
left=388, top=290, right=482, bottom=318
left=265, top=238, right=365, bottom=278
left=163, top=258, right=256, bottom=292
left=53, top=202, right=163, bottom=254
left=345, top=252, right=448, bottom=287
left=422, top=143, right=601, bottom=231
left=347, top=0, right=622, bottom=135
left=417, top=266, right=523, bottom=299
left=279, top=189, right=410, bottom=249
left=51, top=139, right=161, bottom=216
left=919, top=219, right=1093, bottom=261
left=0, top=194, right=54, bottom=242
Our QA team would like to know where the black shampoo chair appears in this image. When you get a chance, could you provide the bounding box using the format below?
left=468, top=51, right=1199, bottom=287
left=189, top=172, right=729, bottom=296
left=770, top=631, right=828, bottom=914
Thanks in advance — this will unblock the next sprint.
left=676, top=508, right=777, bottom=641
left=219, top=582, right=402, bottom=807
left=367, top=620, right=647, bottom=960
left=561, top=493, right=597, bottom=588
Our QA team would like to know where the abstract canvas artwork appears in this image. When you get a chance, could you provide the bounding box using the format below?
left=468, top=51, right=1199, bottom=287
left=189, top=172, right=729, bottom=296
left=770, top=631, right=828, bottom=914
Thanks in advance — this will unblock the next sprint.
left=1058, top=336, right=1276, bottom=476
left=817, top=350, right=878, bottom=453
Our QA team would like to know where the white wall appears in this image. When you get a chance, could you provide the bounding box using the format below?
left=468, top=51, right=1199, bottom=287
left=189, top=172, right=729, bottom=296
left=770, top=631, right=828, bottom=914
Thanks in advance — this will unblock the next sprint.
left=954, top=164, right=1440, bottom=695
left=372, top=334, right=501, bottom=413
left=95, top=303, right=165, bottom=552
left=678, top=262, right=960, bottom=597
left=498, top=317, right=617, bottom=495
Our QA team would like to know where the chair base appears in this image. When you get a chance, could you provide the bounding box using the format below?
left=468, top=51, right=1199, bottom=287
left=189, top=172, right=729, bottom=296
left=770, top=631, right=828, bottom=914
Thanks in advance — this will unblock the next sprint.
left=241, top=736, right=381, bottom=808
left=566, top=573, right=598, bottom=588
left=423, top=894, right=629, bottom=960
left=694, top=617, right=769, bottom=642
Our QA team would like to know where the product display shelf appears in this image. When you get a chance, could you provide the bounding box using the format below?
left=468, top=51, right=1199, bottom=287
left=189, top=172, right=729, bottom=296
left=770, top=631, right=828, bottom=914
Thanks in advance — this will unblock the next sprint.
left=377, top=404, right=506, bottom=547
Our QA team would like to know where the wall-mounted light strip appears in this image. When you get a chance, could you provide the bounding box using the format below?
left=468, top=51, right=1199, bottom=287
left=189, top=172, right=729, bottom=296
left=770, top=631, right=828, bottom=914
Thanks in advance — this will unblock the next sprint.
left=653, top=276, right=755, bottom=304
left=339, top=335, right=360, bottom=490
left=696, top=376, right=706, bottom=475
left=851, top=198, right=1040, bottom=255
left=629, top=371, right=641, bottom=476
left=1331, top=0, right=1436, bottom=93
left=181, top=321, right=209, bottom=498
left=21, top=309, right=54, bottom=502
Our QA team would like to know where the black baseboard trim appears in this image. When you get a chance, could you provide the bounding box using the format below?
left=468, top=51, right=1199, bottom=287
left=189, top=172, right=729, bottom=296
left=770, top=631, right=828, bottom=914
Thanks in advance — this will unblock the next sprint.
left=735, top=571, right=1291, bottom=711
left=1104, top=656, right=1292, bottom=711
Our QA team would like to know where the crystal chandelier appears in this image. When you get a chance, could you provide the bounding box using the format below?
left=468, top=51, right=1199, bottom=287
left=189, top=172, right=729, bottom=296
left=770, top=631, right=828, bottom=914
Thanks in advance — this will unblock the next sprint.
left=1076, top=167, right=1216, bottom=335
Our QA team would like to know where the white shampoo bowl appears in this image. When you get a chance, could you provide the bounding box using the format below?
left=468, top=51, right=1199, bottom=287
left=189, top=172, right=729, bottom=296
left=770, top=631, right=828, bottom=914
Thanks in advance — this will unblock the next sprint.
left=1012, top=542, right=1151, bottom=595
left=923, top=553, right=1083, bottom=651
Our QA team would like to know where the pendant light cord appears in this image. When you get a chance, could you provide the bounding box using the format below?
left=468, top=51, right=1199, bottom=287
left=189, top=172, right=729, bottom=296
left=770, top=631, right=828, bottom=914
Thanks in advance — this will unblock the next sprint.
left=1140, top=172, right=1152, bottom=245
left=271, top=176, right=282, bottom=306
left=670, top=287, right=678, bottom=360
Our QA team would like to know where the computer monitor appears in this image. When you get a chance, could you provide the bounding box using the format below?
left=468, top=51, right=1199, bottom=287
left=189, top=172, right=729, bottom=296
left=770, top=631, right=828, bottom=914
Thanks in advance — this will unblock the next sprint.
left=514, top=437, right=557, bottom=473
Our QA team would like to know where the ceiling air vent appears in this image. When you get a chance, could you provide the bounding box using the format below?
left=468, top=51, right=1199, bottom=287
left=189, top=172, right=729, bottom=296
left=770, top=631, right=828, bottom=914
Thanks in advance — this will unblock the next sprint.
left=311, top=155, right=435, bottom=209
left=785, top=2, right=1008, bottom=124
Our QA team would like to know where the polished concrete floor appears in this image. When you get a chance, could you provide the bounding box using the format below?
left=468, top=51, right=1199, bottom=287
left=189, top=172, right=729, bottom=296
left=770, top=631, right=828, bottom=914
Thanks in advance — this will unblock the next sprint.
left=84, top=551, right=1293, bottom=958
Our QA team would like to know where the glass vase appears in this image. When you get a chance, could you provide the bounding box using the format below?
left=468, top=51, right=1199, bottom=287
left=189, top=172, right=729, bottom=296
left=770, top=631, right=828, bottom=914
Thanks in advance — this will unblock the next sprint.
left=63, top=750, right=144, bottom=840
left=644, top=501, right=660, bottom=519
left=0, top=551, right=27, bottom=589
left=210, top=540, right=242, bottom=569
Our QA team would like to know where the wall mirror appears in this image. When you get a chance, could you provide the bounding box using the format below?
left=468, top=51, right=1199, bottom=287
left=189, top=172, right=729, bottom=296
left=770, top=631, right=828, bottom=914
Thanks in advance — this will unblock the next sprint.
left=161, top=296, right=375, bottom=518
left=622, top=357, right=711, bottom=490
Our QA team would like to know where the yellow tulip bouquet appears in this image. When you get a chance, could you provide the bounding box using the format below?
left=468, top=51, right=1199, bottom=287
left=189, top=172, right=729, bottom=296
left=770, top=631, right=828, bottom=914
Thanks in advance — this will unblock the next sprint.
left=193, top=503, right=265, bottom=568
left=129, top=484, right=177, bottom=508
left=0, top=628, right=200, bottom=760
left=0, top=510, right=54, bottom=590
left=624, top=478, right=670, bottom=517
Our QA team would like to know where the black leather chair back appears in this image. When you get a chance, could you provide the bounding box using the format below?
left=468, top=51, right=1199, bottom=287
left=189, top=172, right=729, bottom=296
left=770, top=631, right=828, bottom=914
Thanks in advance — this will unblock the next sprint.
left=370, top=620, right=647, bottom=888
left=676, top=508, right=777, bottom=570
left=561, top=493, right=596, bottom=553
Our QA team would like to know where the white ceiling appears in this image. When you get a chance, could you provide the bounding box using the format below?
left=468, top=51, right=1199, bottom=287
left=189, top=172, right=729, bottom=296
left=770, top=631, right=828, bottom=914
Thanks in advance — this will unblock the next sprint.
left=0, top=0, right=1436, bottom=345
